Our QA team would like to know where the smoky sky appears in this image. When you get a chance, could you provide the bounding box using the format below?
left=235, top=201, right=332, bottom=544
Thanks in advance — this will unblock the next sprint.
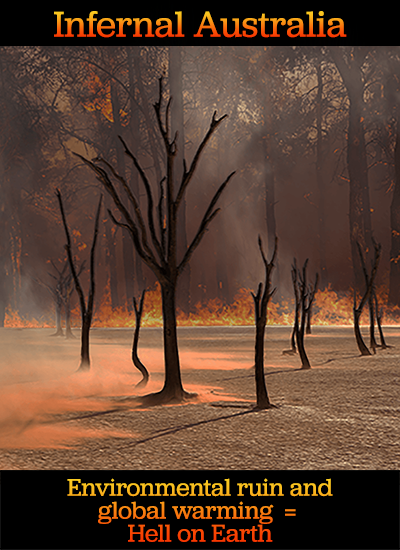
left=0, top=45, right=397, bottom=322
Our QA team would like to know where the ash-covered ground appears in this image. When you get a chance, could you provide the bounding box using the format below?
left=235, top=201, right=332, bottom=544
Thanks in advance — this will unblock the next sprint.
left=0, top=325, right=399, bottom=469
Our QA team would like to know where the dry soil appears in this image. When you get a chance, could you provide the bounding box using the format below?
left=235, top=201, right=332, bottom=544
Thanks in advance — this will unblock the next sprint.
left=0, top=325, right=399, bottom=469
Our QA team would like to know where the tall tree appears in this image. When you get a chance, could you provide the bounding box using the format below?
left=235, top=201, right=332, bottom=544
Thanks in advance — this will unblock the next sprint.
left=76, top=77, right=235, bottom=404
left=353, top=239, right=381, bottom=356
left=291, top=258, right=318, bottom=369
left=384, top=52, right=400, bottom=306
left=329, top=47, right=373, bottom=290
left=56, top=190, right=103, bottom=371
left=169, top=46, right=191, bottom=314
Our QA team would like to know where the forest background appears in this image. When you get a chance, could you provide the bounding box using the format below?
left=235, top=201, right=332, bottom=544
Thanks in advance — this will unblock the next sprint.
left=1, top=45, right=400, bottom=329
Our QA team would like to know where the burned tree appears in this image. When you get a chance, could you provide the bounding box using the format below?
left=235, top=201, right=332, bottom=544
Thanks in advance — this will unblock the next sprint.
left=373, top=289, right=390, bottom=349
left=56, top=190, right=103, bottom=371
left=132, top=289, right=149, bottom=388
left=291, top=259, right=318, bottom=369
left=251, top=236, right=277, bottom=409
left=75, top=77, right=235, bottom=404
left=306, top=273, right=319, bottom=335
left=353, top=239, right=381, bottom=356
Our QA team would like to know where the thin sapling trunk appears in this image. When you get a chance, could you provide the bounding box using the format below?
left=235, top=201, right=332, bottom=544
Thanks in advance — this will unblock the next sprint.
left=373, top=289, right=390, bottom=349
left=56, top=190, right=103, bottom=371
left=354, top=239, right=381, bottom=356
left=132, top=289, right=149, bottom=388
left=291, top=259, right=318, bottom=369
left=251, top=235, right=277, bottom=409
left=75, top=76, right=235, bottom=404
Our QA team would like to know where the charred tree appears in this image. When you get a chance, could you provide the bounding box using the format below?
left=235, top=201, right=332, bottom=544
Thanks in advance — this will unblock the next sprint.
left=358, top=240, right=381, bottom=353
left=373, top=289, right=389, bottom=349
left=251, top=236, right=277, bottom=409
left=56, top=190, right=103, bottom=371
left=132, top=289, right=149, bottom=388
left=292, top=259, right=318, bottom=369
left=169, top=46, right=191, bottom=315
left=282, top=302, right=298, bottom=356
left=306, top=273, right=319, bottom=335
left=75, top=77, right=235, bottom=405
left=353, top=240, right=381, bottom=356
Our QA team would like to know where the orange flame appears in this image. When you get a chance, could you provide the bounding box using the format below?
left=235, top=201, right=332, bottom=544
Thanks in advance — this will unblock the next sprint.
left=5, top=283, right=400, bottom=329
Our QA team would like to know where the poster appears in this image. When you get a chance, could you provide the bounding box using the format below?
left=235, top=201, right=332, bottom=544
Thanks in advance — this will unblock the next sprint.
left=0, top=5, right=400, bottom=548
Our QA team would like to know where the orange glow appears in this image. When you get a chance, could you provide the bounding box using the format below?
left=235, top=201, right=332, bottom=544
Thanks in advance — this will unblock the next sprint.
left=4, top=307, right=53, bottom=328
left=4, top=283, right=400, bottom=329
left=0, top=336, right=253, bottom=450
left=81, top=65, right=128, bottom=124
left=0, top=424, right=130, bottom=450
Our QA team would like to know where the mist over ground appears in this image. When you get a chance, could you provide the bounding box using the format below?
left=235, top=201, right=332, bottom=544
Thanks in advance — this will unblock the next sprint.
left=1, top=46, right=399, bottom=326
left=0, top=325, right=399, bottom=468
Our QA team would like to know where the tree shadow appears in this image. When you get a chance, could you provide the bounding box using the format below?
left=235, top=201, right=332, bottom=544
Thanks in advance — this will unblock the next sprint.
left=131, top=405, right=277, bottom=446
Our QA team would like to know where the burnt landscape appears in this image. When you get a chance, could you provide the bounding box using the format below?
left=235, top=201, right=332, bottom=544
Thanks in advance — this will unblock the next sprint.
left=1, top=46, right=400, bottom=469
left=0, top=324, right=399, bottom=469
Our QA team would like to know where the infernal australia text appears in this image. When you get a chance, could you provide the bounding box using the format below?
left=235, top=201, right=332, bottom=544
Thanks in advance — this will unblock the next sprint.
left=54, top=11, right=346, bottom=39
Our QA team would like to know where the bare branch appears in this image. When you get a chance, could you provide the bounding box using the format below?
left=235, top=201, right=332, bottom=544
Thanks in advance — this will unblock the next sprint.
left=87, top=194, right=103, bottom=319
left=73, top=151, right=161, bottom=274
left=118, top=136, right=165, bottom=264
left=158, top=177, right=166, bottom=256
left=153, top=76, right=175, bottom=154
left=175, top=111, right=229, bottom=209
left=177, top=171, right=235, bottom=275
left=94, top=155, right=148, bottom=239
left=56, top=189, right=86, bottom=318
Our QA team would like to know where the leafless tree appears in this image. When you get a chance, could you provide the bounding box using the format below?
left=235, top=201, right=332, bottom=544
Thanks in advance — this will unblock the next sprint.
left=292, top=259, right=318, bottom=369
left=56, top=190, right=103, bottom=371
left=306, top=273, right=319, bottom=335
left=354, top=239, right=381, bottom=356
left=251, top=236, right=278, bottom=409
left=132, top=289, right=149, bottom=388
left=373, top=289, right=390, bottom=349
left=75, top=77, right=235, bottom=404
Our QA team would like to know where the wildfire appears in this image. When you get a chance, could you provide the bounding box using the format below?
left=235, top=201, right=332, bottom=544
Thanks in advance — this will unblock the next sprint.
left=4, top=308, right=53, bottom=329
left=4, top=284, right=400, bottom=329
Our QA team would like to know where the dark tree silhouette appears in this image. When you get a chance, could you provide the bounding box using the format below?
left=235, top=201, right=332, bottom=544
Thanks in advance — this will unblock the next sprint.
left=291, top=259, right=318, bottom=369
left=354, top=239, right=381, bottom=356
left=132, top=289, right=149, bottom=388
left=75, top=77, right=235, bottom=404
left=33, top=259, right=83, bottom=338
left=251, top=236, right=278, bottom=409
left=33, top=263, right=66, bottom=337
left=56, top=190, right=103, bottom=371
left=306, top=272, right=319, bottom=335
left=373, top=289, right=389, bottom=349
left=329, top=47, right=373, bottom=291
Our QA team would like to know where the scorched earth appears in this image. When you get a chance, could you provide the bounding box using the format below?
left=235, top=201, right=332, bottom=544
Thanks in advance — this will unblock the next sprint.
left=0, top=324, right=399, bottom=469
